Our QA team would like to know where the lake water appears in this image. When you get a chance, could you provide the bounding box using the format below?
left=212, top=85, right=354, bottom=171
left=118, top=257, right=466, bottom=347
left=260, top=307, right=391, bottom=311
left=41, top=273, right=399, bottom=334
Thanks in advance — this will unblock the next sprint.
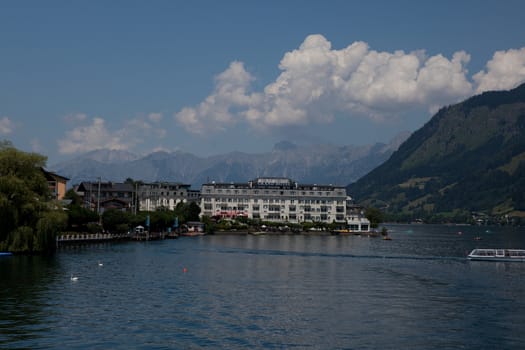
left=1, top=224, right=525, bottom=349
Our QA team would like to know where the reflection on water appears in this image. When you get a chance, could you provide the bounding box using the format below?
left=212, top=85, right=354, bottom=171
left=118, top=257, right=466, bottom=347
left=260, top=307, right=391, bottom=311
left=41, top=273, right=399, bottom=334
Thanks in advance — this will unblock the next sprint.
left=1, top=225, right=525, bottom=349
left=0, top=255, right=60, bottom=346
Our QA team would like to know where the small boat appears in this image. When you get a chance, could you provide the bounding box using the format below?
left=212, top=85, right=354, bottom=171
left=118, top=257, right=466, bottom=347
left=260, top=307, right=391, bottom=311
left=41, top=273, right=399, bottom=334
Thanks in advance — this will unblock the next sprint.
left=467, top=249, right=525, bottom=262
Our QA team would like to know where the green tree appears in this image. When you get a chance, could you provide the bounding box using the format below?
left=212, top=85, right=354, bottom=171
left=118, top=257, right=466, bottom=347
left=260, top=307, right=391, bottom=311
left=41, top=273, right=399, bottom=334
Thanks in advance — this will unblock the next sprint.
left=64, top=187, right=99, bottom=231
left=156, top=209, right=178, bottom=231
left=66, top=204, right=99, bottom=231
left=35, top=210, right=67, bottom=252
left=186, top=202, right=201, bottom=222
left=201, top=215, right=215, bottom=234
left=0, top=141, right=64, bottom=253
left=64, top=188, right=83, bottom=206
left=173, top=201, right=201, bottom=223
left=101, top=209, right=130, bottom=233
left=365, top=206, right=384, bottom=229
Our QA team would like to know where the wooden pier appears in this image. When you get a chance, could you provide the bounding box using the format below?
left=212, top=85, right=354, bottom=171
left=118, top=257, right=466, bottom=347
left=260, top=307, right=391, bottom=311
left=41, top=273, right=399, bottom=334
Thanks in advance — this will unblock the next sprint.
left=56, top=231, right=179, bottom=246
left=56, top=233, right=130, bottom=246
left=131, top=231, right=166, bottom=241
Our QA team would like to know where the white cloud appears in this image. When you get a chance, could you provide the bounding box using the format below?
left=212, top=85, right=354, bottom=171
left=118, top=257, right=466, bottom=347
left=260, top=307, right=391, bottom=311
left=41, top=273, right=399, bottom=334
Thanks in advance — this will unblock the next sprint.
left=127, top=115, right=167, bottom=139
left=473, top=47, right=525, bottom=93
left=174, top=61, right=261, bottom=133
left=150, top=146, right=178, bottom=153
left=174, top=35, right=525, bottom=134
left=260, top=35, right=473, bottom=122
left=30, top=139, right=44, bottom=153
left=58, top=113, right=167, bottom=154
left=148, top=112, right=163, bottom=123
left=58, top=117, right=126, bottom=154
left=0, top=116, right=14, bottom=134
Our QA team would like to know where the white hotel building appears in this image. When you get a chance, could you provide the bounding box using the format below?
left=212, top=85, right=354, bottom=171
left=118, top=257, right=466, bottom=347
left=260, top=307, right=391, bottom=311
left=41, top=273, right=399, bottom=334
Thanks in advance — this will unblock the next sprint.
left=138, top=182, right=200, bottom=211
left=200, top=177, right=370, bottom=231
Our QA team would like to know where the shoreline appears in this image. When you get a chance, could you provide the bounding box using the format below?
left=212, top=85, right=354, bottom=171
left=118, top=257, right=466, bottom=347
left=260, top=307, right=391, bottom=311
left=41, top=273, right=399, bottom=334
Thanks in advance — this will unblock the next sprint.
left=211, top=230, right=380, bottom=237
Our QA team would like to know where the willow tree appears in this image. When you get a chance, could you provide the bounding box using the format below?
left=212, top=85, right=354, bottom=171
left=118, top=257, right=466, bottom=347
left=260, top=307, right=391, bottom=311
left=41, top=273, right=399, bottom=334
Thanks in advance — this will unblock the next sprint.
left=0, top=141, right=66, bottom=253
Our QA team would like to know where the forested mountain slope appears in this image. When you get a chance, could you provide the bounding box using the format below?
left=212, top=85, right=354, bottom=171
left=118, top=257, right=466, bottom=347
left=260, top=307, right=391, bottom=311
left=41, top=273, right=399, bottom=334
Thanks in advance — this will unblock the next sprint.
left=348, top=83, right=525, bottom=223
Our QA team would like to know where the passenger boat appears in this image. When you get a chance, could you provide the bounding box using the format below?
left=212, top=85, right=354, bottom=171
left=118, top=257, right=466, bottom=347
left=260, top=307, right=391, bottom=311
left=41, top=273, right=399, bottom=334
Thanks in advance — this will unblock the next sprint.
left=467, top=248, right=525, bottom=262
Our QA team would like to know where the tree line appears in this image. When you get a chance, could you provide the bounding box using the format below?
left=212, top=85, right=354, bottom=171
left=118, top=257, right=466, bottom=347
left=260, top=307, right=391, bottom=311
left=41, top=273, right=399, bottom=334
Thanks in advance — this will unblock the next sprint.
left=1, top=140, right=383, bottom=253
left=0, top=141, right=67, bottom=253
left=0, top=141, right=200, bottom=254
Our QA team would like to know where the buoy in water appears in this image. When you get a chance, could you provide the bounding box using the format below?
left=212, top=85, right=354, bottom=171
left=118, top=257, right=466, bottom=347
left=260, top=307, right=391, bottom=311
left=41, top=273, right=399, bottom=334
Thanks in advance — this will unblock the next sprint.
left=183, top=267, right=188, bottom=273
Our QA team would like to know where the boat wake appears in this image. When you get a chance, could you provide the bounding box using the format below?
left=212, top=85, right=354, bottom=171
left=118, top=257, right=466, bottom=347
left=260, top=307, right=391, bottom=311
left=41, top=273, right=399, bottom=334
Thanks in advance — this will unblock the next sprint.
left=198, top=247, right=466, bottom=262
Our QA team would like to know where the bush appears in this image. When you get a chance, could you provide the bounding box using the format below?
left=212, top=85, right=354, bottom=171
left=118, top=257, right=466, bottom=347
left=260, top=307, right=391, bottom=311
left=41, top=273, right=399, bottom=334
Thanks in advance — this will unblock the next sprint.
left=35, top=210, right=67, bottom=252
left=8, top=226, right=34, bottom=253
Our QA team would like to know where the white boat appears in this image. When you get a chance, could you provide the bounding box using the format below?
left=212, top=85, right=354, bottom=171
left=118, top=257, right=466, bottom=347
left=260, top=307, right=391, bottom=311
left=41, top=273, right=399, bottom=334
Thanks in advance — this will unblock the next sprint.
left=467, top=248, right=525, bottom=262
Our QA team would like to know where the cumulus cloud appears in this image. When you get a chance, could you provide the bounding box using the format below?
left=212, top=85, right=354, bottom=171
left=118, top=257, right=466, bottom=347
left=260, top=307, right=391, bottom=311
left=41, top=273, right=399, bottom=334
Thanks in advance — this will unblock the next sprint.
left=30, top=139, right=44, bottom=153
left=58, top=113, right=167, bottom=154
left=473, top=47, right=525, bottom=93
left=127, top=113, right=167, bottom=139
left=175, top=61, right=261, bottom=133
left=58, top=117, right=125, bottom=154
left=254, top=37, right=472, bottom=125
left=0, top=116, right=14, bottom=134
left=174, top=35, right=525, bottom=134
left=147, top=112, right=163, bottom=123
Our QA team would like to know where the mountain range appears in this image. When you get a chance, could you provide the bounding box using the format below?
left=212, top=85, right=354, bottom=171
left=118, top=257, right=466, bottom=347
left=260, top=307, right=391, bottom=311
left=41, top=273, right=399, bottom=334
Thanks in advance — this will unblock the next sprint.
left=51, top=132, right=409, bottom=188
left=348, top=82, right=525, bottom=222
left=51, top=83, right=525, bottom=222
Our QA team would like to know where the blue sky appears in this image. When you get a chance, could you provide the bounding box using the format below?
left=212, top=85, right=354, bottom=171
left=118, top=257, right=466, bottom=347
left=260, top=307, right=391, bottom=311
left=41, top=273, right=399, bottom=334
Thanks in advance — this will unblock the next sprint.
left=1, top=0, right=525, bottom=165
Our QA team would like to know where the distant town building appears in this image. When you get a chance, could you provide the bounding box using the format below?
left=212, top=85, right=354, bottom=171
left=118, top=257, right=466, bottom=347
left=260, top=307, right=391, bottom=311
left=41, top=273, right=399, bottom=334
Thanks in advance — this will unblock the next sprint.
left=76, top=181, right=134, bottom=213
left=41, top=168, right=69, bottom=200
left=74, top=177, right=370, bottom=231
left=75, top=181, right=200, bottom=213
left=200, top=177, right=370, bottom=231
left=137, top=182, right=200, bottom=211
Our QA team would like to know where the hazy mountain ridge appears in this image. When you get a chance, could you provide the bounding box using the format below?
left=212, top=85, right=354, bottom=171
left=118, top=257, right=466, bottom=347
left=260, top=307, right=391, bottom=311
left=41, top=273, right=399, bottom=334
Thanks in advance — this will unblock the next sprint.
left=348, top=83, right=525, bottom=221
left=51, top=135, right=409, bottom=188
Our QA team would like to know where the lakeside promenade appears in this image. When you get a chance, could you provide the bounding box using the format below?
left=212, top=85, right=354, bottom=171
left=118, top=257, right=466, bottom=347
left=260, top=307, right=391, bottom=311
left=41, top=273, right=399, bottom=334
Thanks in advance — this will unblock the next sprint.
left=56, top=229, right=380, bottom=247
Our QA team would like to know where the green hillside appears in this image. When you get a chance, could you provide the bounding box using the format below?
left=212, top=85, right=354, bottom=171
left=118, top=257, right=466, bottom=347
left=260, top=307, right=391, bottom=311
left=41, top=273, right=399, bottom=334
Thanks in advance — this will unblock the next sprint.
left=348, top=83, right=525, bottom=224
